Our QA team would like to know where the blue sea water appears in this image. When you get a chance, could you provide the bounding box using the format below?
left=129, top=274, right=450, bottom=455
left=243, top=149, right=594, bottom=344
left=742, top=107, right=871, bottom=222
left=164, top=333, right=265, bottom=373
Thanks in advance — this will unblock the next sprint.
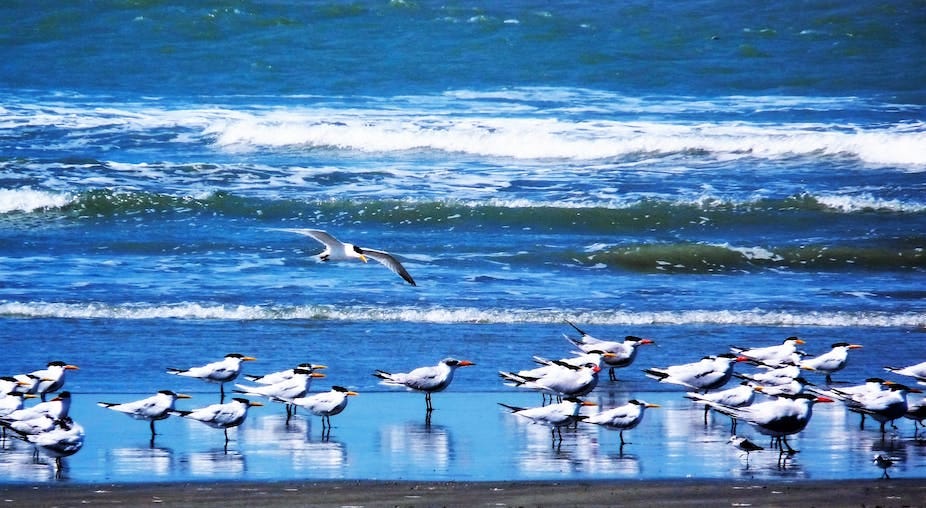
left=1, top=0, right=925, bottom=483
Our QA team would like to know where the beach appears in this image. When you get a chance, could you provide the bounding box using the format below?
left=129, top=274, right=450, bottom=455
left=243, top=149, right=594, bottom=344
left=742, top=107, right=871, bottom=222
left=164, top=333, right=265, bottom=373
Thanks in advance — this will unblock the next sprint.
left=1, top=0, right=924, bottom=500
left=5, top=479, right=926, bottom=507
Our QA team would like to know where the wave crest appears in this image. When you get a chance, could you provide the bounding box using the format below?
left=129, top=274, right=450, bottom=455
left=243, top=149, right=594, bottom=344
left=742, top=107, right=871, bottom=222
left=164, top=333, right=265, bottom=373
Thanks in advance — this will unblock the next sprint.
left=0, top=301, right=921, bottom=328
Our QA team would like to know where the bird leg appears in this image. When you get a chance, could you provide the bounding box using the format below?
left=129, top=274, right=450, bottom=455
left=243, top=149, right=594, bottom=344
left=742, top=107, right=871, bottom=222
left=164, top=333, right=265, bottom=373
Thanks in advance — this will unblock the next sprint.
left=782, top=436, right=796, bottom=454
left=609, top=368, right=617, bottom=382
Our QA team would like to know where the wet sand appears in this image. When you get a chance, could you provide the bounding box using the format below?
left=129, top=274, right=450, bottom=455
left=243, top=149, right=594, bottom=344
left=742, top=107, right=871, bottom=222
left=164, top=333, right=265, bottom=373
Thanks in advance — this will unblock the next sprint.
left=4, top=479, right=925, bottom=507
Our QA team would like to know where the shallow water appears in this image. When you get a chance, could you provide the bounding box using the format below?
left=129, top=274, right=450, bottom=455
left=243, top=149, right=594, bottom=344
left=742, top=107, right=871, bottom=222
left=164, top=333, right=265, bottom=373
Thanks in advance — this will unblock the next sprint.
left=2, top=389, right=924, bottom=484
left=1, top=0, right=924, bottom=486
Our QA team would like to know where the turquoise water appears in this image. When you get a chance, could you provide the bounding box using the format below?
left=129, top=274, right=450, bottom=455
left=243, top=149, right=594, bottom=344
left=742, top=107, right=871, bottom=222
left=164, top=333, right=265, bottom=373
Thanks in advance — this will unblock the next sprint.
left=0, top=0, right=924, bottom=483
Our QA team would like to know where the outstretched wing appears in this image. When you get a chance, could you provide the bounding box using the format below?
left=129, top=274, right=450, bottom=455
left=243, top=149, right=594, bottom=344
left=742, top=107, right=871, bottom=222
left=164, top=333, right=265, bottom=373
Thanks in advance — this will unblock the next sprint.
left=363, top=249, right=417, bottom=286
left=273, top=228, right=343, bottom=248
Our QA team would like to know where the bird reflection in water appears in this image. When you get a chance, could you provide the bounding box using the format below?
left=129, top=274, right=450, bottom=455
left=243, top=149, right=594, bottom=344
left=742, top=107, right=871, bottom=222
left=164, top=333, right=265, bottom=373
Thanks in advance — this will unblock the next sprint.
left=110, top=446, right=174, bottom=478
left=241, top=414, right=347, bottom=474
left=183, top=449, right=245, bottom=477
left=381, top=422, right=452, bottom=474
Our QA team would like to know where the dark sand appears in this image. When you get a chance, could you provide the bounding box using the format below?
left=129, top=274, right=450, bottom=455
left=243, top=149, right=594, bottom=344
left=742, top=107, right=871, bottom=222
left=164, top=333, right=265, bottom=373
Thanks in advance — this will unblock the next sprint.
left=3, top=479, right=925, bottom=507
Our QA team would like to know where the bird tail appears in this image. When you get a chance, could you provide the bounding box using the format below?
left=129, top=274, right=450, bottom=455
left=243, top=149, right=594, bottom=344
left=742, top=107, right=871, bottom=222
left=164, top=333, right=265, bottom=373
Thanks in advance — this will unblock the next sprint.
left=683, top=392, right=706, bottom=403
left=562, top=333, right=584, bottom=348
left=643, top=368, right=669, bottom=381
left=166, top=367, right=184, bottom=375
left=498, top=371, right=528, bottom=386
left=498, top=402, right=525, bottom=413
left=168, top=409, right=192, bottom=417
left=97, top=402, right=118, bottom=408
left=243, top=374, right=261, bottom=382
left=373, top=370, right=402, bottom=385
left=701, top=401, right=739, bottom=419
left=564, top=320, right=588, bottom=337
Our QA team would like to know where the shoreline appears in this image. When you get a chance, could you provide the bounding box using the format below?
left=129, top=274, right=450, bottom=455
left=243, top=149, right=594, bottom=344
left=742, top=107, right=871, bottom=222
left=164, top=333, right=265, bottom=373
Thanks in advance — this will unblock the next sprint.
left=3, top=479, right=925, bottom=507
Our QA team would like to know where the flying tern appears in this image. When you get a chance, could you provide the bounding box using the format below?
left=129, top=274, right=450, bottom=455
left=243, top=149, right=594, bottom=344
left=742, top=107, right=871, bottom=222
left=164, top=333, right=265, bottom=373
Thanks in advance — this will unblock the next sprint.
left=278, top=228, right=416, bottom=286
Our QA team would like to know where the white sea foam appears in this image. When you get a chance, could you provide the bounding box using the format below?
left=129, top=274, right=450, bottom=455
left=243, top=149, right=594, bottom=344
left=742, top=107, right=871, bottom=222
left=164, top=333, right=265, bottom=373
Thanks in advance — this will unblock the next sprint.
left=0, top=188, right=74, bottom=213
left=815, top=193, right=926, bottom=213
left=715, top=243, right=784, bottom=262
left=0, top=301, right=921, bottom=328
left=206, top=109, right=926, bottom=166
left=3, top=91, right=924, bottom=166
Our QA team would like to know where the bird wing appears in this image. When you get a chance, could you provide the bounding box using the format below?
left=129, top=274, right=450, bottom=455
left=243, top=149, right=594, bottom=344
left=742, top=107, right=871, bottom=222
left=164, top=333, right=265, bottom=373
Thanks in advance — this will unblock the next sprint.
left=273, top=228, right=343, bottom=248
left=362, top=249, right=416, bottom=286
left=402, top=365, right=443, bottom=390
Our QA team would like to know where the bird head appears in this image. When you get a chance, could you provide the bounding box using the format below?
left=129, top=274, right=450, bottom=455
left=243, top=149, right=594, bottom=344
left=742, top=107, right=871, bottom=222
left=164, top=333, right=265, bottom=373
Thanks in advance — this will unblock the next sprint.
left=352, top=245, right=368, bottom=263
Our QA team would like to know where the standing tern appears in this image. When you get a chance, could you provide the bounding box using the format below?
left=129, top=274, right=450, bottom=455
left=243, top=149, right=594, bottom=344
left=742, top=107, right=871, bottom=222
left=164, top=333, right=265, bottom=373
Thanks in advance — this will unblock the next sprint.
left=0, top=376, right=30, bottom=397
left=290, top=386, right=358, bottom=435
left=374, top=358, right=474, bottom=412
left=243, top=363, right=327, bottom=385
left=97, top=390, right=192, bottom=442
left=839, top=383, right=921, bottom=436
left=799, top=342, right=863, bottom=384
left=563, top=321, right=654, bottom=381
left=644, top=354, right=748, bottom=392
left=499, top=398, right=597, bottom=446
left=702, top=393, right=833, bottom=453
left=885, top=361, right=926, bottom=386
left=903, top=396, right=926, bottom=436
left=685, top=381, right=756, bottom=431
left=0, top=414, right=58, bottom=437
left=170, top=397, right=263, bottom=446
left=167, top=353, right=256, bottom=402
left=1, top=391, right=72, bottom=423
left=736, top=363, right=810, bottom=387
left=500, top=361, right=606, bottom=399
left=233, top=368, right=326, bottom=419
left=277, top=228, right=416, bottom=286
left=731, top=337, right=805, bottom=367
left=0, top=393, right=34, bottom=420
left=811, top=377, right=889, bottom=430
left=505, top=351, right=609, bottom=404
left=752, top=377, right=812, bottom=398
left=13, top=361, right=79, bottom=401
left=26, top=416, right=85, bottom=475
left=583, top=399, right=659, bottom=448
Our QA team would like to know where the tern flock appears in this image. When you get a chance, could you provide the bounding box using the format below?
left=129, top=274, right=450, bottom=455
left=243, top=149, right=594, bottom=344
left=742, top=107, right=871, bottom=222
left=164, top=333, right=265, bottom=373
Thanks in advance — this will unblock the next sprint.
left=2, top=230, right=925, bottom=478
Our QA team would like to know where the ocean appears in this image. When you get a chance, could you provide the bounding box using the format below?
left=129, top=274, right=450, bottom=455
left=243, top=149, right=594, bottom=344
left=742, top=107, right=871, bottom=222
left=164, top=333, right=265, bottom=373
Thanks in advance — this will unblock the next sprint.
left=1, top=0, right=924, bottom=483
